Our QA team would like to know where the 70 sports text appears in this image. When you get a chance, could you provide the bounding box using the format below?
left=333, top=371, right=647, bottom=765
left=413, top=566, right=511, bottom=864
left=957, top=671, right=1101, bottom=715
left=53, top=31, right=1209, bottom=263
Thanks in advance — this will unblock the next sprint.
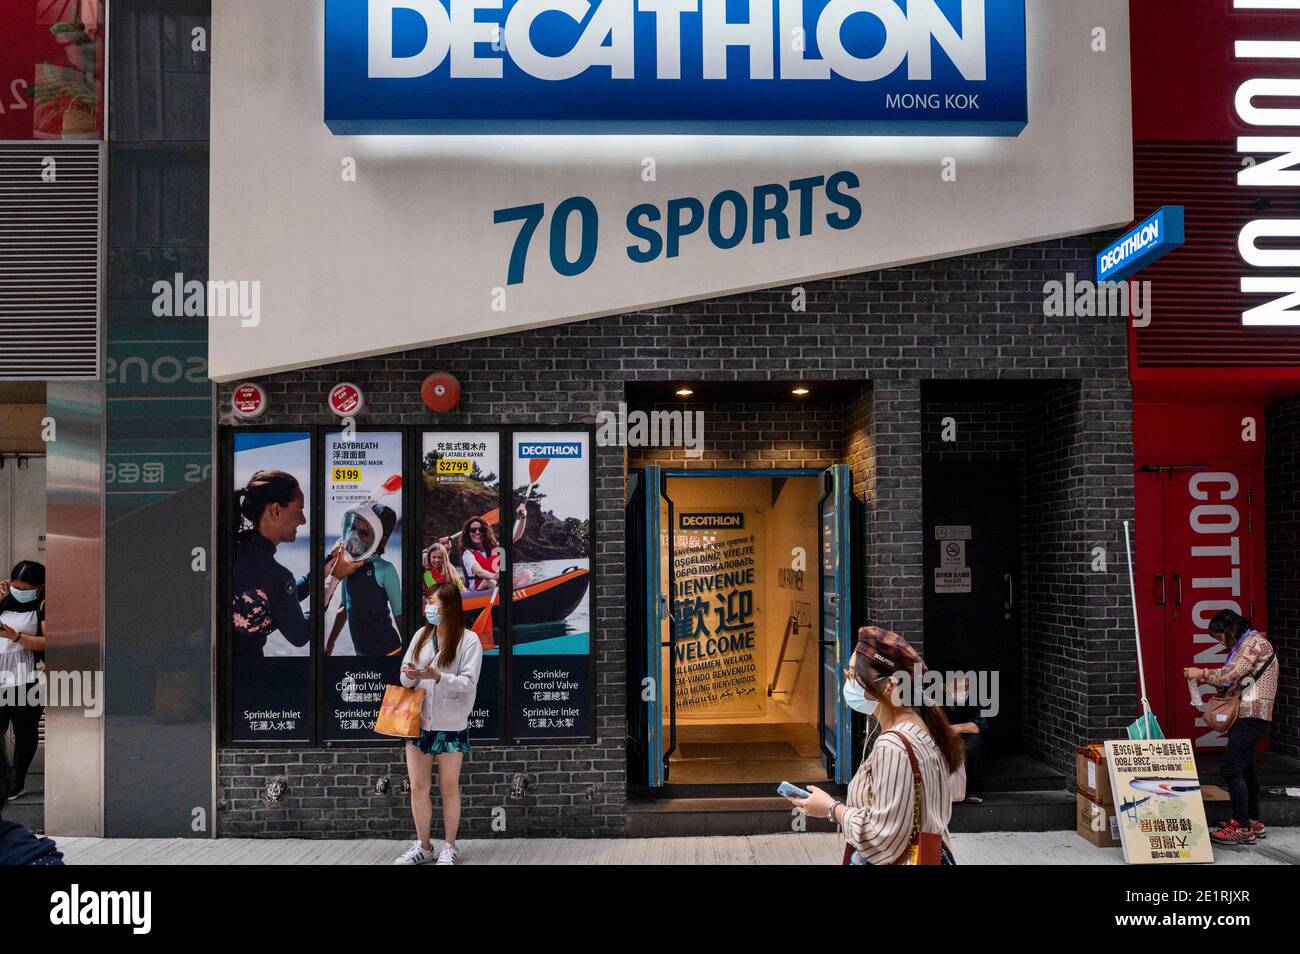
left=492, top=171, right=863, bottom=285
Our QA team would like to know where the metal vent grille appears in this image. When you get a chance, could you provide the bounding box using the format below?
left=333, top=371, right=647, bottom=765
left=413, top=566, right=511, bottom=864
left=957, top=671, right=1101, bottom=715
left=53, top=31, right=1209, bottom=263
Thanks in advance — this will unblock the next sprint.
left=1133, top=140, right=1300, bottom=368
left=0, top=143, right=102, bottom=379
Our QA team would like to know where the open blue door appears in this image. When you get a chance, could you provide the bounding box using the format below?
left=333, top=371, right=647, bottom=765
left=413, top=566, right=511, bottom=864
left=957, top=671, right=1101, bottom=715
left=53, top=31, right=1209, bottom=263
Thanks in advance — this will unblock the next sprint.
left=819, top=465, right=854, bottom=784
left=644, top=465, right=667, bottom=786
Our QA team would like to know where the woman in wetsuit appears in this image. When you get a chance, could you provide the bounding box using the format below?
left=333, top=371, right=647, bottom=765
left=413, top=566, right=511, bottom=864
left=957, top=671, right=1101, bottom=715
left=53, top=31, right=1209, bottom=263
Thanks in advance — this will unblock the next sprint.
left=325, top=504, right=404, bottom=657
left=232, top=470, right=356, bottom=656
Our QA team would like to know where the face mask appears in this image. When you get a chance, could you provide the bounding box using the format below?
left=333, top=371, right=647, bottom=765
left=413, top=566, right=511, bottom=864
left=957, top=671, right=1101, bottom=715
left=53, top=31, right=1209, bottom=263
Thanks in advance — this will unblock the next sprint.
left=10, top=588, right=38, bottom=604
left=843, top=677, right=878, bottom=716
left=424, top=603, right=441, bottom=627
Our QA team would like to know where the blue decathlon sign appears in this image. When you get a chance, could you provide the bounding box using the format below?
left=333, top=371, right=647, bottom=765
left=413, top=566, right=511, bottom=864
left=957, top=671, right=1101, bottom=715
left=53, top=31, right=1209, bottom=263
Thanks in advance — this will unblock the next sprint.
left=1096, top=206, right=1186, bottom=283
left=518, top=441, right=583, bottom=458
left=324, top=0, right=1028, bottom=135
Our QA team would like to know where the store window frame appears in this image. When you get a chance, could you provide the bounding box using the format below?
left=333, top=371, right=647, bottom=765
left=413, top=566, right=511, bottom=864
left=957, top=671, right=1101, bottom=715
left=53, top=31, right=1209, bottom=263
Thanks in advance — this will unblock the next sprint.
left=218, top=423, right=598, bottom=748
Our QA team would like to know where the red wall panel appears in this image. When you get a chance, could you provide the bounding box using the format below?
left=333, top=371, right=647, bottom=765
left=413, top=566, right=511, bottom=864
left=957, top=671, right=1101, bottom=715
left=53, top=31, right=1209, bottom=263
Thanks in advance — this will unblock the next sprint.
left=1130, top=0, right=1300, bottom=377
left=0, top=1, right=104, bottom=142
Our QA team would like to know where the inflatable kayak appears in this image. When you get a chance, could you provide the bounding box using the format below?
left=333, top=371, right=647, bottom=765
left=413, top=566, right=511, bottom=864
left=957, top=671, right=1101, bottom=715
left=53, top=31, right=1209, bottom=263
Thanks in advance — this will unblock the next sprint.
left=461, top=566, right=589, bottom=632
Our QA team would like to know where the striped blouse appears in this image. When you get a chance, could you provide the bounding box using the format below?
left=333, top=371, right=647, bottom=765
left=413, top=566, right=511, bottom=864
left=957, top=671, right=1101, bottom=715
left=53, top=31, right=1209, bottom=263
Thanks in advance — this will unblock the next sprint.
left=841, top=721, right=955, bottom=865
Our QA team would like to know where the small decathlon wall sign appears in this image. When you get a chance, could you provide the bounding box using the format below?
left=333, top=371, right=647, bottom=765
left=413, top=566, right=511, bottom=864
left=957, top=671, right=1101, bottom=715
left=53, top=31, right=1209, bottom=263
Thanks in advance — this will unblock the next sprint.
left=323, top=0, right=1028, bottom=135
left=1095, top=206, right=1185, bottom=284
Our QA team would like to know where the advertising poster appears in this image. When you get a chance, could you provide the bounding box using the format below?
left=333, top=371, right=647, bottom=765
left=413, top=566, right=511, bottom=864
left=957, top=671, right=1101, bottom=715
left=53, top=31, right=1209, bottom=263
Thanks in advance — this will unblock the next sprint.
left=1104, top=739, right=1213, bottom=864
left=322, top=431, right=405, bottom=741
left=670, top=511, right=765, bottom=718
left=230, top=432, right=313, bottom=742
left=507, top=431, right=593, bottom=740
left=0, top=1, right=105, bottom=141
left=420, top=432, right=503, bottom=740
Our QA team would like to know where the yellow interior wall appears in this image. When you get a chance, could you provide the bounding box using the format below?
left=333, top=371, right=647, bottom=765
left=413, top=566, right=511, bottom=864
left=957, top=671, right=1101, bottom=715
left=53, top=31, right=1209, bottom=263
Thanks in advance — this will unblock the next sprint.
left=765, top=478, right=821, bottom=726
left=660, top=475, right=820, bottom=728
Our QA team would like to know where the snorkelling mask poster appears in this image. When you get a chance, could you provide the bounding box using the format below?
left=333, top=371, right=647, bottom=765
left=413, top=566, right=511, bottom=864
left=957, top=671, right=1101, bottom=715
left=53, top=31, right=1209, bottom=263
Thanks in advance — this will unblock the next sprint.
left=229, top=432, right=313, bottom=742
left=421, top=432, right=502, bottom=741
left=508, top=432, right=594, bottom=741
left=322, top=431, right=405, bottom=740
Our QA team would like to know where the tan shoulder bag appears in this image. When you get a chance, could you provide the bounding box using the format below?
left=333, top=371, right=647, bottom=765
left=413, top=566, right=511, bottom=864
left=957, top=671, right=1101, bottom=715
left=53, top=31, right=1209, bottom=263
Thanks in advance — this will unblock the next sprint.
left=1203, top=651, right=1275, bottom=733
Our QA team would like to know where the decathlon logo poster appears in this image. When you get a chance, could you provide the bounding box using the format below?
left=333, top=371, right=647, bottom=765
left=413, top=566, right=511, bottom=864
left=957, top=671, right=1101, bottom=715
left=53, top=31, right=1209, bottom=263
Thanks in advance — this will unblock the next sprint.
left=324, top=0, right=1028, bottom=134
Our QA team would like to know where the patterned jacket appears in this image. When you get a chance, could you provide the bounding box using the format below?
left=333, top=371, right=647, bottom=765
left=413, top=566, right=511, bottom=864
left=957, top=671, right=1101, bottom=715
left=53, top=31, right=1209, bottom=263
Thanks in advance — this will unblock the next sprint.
left=1203, top=630, right=1278, bottom=722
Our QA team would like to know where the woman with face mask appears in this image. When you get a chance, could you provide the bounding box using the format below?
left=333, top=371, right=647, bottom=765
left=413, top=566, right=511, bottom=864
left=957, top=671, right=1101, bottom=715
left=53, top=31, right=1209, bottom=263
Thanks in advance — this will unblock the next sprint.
left=787, top=626, right=965, bottom=865
left=0, top=561, right=47, bottom=801
left=1184, top=609, right=1278, bottom=846
left=394, top=582, right=483, bottom=866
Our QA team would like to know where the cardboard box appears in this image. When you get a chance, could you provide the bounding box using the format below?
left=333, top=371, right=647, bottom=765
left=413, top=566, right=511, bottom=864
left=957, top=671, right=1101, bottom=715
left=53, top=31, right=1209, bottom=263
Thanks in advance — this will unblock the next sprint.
left=1076, top=743, right=1114, bottom=805
left=1076, top=793, right=1122, bottom=848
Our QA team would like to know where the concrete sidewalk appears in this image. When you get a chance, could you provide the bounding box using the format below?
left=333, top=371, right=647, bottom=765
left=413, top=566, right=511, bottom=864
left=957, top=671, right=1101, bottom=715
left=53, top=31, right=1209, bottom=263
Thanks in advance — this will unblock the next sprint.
left=54, top=829, right=1300, bottom=865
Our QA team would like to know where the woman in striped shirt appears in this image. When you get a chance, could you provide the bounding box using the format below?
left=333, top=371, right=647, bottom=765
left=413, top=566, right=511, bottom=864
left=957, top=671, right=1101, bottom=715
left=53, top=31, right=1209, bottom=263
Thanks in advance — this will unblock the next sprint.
left=787, top=626, right=965, bottom=864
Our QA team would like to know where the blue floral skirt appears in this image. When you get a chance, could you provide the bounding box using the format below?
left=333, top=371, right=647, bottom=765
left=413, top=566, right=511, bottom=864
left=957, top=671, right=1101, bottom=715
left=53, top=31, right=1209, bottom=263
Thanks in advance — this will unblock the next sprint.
left=410, top=728, right=471, bottom=756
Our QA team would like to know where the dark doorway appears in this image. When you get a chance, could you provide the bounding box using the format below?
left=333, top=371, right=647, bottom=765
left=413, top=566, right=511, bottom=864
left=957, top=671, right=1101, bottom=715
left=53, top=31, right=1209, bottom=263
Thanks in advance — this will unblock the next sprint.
left=922, top=459, right=1022, bottom=755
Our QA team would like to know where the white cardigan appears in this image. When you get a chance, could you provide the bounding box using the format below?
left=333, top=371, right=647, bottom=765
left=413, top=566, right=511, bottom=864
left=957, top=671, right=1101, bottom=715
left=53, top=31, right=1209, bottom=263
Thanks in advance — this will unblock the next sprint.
left=399, top=627, right=483, bottom=733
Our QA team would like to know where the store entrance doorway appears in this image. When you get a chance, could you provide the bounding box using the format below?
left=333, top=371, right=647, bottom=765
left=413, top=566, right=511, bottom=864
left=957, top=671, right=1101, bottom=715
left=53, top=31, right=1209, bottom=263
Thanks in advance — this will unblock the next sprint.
left=628, top=467, right=859, bottom=788
left=0, top=382, right=49, bottom=833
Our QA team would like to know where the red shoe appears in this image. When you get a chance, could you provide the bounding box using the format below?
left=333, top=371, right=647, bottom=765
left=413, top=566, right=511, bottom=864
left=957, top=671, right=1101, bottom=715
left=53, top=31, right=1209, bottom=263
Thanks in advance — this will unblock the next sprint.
left=1210, top=819, right=1255, bottom=846
left=1249, top=820, right=1267, bottom=840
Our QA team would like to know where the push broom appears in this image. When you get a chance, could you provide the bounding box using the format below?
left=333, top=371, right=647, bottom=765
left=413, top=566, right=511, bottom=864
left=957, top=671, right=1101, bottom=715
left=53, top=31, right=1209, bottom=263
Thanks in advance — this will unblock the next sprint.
left=1123, top=519, right=1164, bottom=741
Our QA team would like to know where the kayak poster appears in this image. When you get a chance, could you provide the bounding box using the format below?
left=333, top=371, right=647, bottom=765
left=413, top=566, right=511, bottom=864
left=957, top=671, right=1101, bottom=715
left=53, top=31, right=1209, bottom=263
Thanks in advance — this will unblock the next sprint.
left=1104, top=739, right=1213, bottom=864
left=420, top=431, right=503, bottom=741
left=321, top=431, right=405, bottom=741
left=229, top=431, right=313, bottom=743
left=670, top=511, right=765, bottom=718
left=508, top=431, right=594, bottom=741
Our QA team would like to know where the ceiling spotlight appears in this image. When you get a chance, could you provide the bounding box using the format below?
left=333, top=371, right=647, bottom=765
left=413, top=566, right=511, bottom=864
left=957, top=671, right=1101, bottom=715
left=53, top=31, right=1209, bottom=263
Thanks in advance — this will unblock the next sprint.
left=675, top=387, right=694, bottom=397
left=791, top=386, right=810, bottom=396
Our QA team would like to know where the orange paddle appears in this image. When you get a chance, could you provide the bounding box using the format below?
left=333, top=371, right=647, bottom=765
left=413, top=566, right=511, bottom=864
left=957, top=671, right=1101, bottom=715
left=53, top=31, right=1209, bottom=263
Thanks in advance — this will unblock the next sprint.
left=470, top=457, right=552, bottom=646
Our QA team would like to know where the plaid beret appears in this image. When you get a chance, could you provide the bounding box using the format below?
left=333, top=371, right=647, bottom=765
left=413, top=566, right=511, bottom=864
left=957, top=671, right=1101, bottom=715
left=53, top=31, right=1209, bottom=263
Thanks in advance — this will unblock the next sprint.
left=854, top=625, right=927, bottom=675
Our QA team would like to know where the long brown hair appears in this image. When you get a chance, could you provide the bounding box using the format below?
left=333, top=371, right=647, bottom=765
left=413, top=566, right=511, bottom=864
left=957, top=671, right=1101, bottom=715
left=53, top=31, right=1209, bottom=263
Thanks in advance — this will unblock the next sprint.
left=851, top=644, right=965, bottom=774
left=414, top=582, right=466, bottom=669
left=460, top=515, right=499, bottom=554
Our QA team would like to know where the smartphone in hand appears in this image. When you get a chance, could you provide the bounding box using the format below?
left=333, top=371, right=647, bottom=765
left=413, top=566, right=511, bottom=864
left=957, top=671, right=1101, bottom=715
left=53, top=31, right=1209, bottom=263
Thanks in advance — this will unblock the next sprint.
left=777, top=781, right=811, bottom=800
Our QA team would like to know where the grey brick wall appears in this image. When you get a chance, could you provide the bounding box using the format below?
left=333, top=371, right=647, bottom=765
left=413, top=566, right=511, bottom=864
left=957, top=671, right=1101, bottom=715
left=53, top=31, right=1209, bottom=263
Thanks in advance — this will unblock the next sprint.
left=1266, top=396, right=1300, bottom=757
left=921, top=400, right=1026, bottom=461
left=628, top=402, right=844, bottom=469
left=217, top=234, right=1134, bottom=836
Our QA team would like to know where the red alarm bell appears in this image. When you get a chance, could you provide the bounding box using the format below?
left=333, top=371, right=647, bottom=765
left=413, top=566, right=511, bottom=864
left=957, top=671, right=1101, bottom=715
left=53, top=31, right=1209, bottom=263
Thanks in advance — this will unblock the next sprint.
left=421, top=372, right=462, bottom=413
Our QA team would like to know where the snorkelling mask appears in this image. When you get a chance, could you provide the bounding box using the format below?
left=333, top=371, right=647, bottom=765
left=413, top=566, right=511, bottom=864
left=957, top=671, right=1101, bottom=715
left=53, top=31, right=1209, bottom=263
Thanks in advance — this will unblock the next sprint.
left=340, top=503, right=392, bottom=562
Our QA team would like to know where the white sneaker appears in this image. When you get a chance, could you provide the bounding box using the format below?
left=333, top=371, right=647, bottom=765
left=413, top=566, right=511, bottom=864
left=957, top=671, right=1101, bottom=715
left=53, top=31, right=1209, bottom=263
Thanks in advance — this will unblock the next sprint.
left=393, top=841, right=436, bottom=865
left=435, top=842, right=459, bottom=865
